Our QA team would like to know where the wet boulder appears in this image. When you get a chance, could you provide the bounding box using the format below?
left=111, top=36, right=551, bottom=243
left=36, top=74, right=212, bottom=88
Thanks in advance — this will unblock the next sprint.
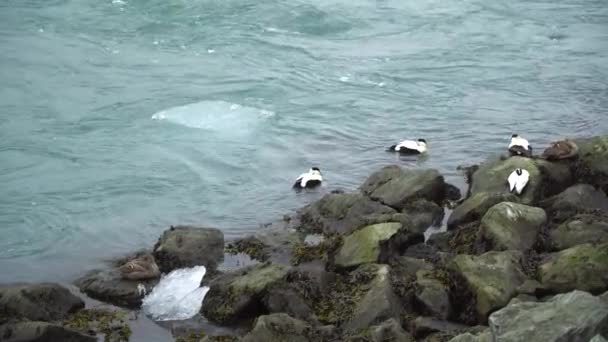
left=414, top=270, right=452, bottom=320
left=479, top=202, right=546, bottom=251
left=541, top=184, right=608, bottom=222
left=448, top=192, right=519, bottom=229
left=201, top=263, right=289, bottom=324
left=575, top=135, right=608, bottom=193
left=242, top=313, right=311, bottom=342
left=298, top=192, right=396, bottom=235
left=0, top=321, right=96, bottom=342
left=0, top=283, right=84, bottom=323
left=360, top=166, right=447, bottom=210
left=538, top=242, right=608, bottom=294
left=449, top=251, right=527, bottom=322
left=469, top=156, right=572, bottom=205
left=550, top=214, right=608, bottom=250
left=75, top=269, right=157, bottom=308
left=488, top=290, right=608, bottom=342
left=153, top=225, right=224, bottom=273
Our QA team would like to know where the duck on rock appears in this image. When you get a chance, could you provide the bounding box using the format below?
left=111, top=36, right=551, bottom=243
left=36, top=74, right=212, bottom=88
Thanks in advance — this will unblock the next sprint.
left=541, top=139, right=578, bottom=160
left=387, top=139, right=428, bottom=155
left=118, top=253, right=160, bottom=280
left=508, top=134, right=532, bottom=157
left=507, top=168, right=530, bottom=195
left=293, top=167, right=323, bottom=190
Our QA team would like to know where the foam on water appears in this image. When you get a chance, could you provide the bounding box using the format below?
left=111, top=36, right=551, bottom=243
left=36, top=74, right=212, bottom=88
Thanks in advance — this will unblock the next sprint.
left=142, top=266, right=209, bottom=321
left=151, top=100, right=275, bottom=136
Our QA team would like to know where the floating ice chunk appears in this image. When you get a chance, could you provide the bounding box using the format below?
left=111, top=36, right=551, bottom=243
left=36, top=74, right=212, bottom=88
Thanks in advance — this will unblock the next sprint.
left=142, top=266, right=209, bottom=321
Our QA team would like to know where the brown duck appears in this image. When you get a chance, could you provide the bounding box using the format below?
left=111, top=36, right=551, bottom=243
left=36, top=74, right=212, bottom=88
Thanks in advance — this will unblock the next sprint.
left=541, top=139, right=579, bottom=160
left=118, top=253, right=160, bottom=280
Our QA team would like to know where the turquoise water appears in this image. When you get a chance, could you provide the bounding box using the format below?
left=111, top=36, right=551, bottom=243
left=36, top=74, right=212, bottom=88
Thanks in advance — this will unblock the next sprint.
left=1, top=0, right=607, bottom=283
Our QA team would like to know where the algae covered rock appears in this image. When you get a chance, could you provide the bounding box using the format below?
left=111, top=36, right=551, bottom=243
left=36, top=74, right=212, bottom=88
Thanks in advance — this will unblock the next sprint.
left=550, top=214, right=608, bottom=250
left=242, top=313, right=311, bottom=342
left=361, top=165, right=447, bottom=209
left=488, top=290, right=608, bottom=342
left=414, top=270, right=452, bottom=320
left=575, top=135, right=608, bottom=192
left=470, top=156, right=571, bottom=205
left=479, top=202, right=546, bottom=251
left=334, top=222, right=402, bottom=268
left=542, top=184, right=608, bottom=221
left=75, top=269, right=157, bottom=308
left=153, top=225, right=224, bottom=273
left=298, top=192, right=396, bottom=235
left=448, top=192, right=519, bottom=229
left=64, top=307, right=132, bottom=342
left=538, top=242, right=608, bottom=294
left=449, top=251, right=527, bottom=322
left=0, top=283, right=84, bottom=323
left=201, top=263, right=289, bottom=324
left=0, top=321, right=96, bottom=342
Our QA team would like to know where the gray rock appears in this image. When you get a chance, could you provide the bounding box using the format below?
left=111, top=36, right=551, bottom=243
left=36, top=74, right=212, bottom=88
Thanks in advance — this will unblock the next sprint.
left=414, top=270, right=452, bottom=320
left=448, top=192, right=519, bottom=229
left=575, top=135, right=608, bottom=193
left=201, top=263, right=289, bottom=324
left=542, top=184, right=608, bottom=221
left=449, top=251, right=527, bottom=322
left=297, top=192, right=396, bottom=235
left=334, top=223, right=402, bottom=268
left=361, top=166, right=447, bottom=210
left=590, top=335, right=608, bottom=342
left=488, top=290, right=608, bottom=342
left=0, top=283, right=84, bottom=323
left=0, top=321, right=96, bottom=342
left=367, top=319, right=414, bottom=342
left=153, top=225, right=224, bottom=273
left=550, top=214, right=608, bottom=250
left=344, top=264, right=403, bottom=332
left=538, top=242, right=608, bottom=294
left=411, top=316, right=468, bottom=338
left=601, top=291, right=608, bottom=305
left=242, top=313, right=310, bottom=342
left=448, top=330, right=492, bottom=342
left=75, top=269, right=157, bottom=308
left=479, top=202, right=546, bottom=251
left=470, top=156, right=572, bottom=205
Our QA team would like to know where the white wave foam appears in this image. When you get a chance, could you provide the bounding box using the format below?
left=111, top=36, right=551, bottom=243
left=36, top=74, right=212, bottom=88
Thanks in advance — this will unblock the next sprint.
left=151, top=100, right=274, bottom=134
left=142, top=265, right=209, bottom=321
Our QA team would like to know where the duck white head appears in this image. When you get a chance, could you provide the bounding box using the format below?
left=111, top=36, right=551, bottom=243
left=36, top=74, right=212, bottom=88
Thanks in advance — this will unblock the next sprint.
left=310, top=167, right=322, bottom=177
left=417, top=138, right=428, bottom=147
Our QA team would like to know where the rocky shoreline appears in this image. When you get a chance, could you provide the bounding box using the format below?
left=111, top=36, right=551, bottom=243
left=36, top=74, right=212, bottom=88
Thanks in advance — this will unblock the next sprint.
left=2, top=135, right=608, bottom=342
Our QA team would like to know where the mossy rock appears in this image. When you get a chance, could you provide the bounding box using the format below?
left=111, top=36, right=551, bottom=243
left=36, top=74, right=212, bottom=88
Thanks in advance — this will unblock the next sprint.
left=479, top=202, right=547, bottom=251
left=0, top=321, right=96, bottom=342
left=414, top=270, right=452, bottom=320
left=242, top=313, right=310, bottom=342
left=334, top=223, right=402, bottom=268
left=64, top=308, right=131, bottom=342
left=361, top=166, right=447, bottom=210
left=575, top=135, right=608, bottom=192
left=470, top=156, right=572, bottom=205
left=201, top=263, right=289, bottom=324
left=550, top=214, right=608, bottom=251
left=448, top=192, right=519, bottom=230
left=449, top=251, right=527, bottom=322
left=0, top=283, right=84, bottom=323
left=541, top=184, right=608, bottom=222
left=538, top=243, right=608, bottom=294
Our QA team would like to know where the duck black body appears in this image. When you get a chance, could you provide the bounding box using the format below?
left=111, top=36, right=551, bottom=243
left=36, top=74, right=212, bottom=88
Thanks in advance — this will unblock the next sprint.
left=508, top=134, right=532, bottom=157
left=388, top=139, right=428, bottom=155
left=293, top=167, right=323, bottom=190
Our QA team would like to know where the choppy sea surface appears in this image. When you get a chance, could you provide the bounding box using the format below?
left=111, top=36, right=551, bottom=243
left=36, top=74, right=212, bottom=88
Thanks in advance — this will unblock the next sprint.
left=1, top=0, right=607, bottom=282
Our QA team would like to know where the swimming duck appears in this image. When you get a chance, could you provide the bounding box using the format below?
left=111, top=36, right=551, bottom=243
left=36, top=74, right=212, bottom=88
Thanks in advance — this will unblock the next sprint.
left=387, top=139, right=428, bottom=155
left=293, top=167, right=323, bottom=189
left=118, top=253, right=160, bottom=280
left=508, top=134, right=532, bottom=157
left=541, top=139, right=578, bottom=160
left=507, top=168, right=530, bottom=195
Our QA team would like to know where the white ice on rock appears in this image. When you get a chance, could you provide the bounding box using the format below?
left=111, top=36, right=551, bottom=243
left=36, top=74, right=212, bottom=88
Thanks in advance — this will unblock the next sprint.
left=142, top=265, right=209, bottom=321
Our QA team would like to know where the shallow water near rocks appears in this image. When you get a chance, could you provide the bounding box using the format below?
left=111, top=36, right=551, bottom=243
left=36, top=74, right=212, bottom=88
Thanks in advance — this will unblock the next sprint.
left=1, top=0, right=607, bottom=283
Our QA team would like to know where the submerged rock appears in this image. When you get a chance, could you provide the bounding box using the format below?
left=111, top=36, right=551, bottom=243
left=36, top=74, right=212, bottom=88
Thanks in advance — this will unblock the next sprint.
left=360, top=166, right=447, bottom=209
left=541, top=184, right=608, bottom=221
left=449, top=251, right=527, bottom=322
left=201, top=263, right=289, bottom=324
left=298, top=192, right=396, bottom=235
left=0, top=321, right=96, bottom=342
left=242, top=313, right=311, bottom=342
left=538, top=242, right=608, bottom=294
left=334, top=222, right=402, bottom=268
left=447, top=192, right=519, bottom=230
left=0, top=283, right=84, bottom=323
left=75, top=269, right=158, bottom=308
left=153, top=226, right=224, bottom=273
left=550, top=214, right=608, bottom=250
left=469, top=156, right=572, bottom=205
left=479, top=202, right=546, bottom=251
left=488, top=290, right=608, bottom=342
